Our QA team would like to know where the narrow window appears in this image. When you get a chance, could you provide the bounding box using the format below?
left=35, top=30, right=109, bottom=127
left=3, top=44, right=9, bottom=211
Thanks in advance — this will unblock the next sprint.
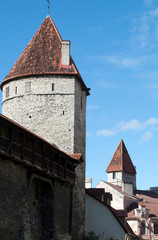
left=63, top=111, right=65, bottom=115
left=81, top=96, right=82, bottom=109
left=6, top=87, right=10, bottom=98
left=140, top=221, right=146, bottom=235
left=25, top=82, right=31, bottom=92
left=15, top=86, right=17, bottom=95
left=154, top=224, right=158, bottom=234
left=113, top=172, right=116, bottom=179
left=52, top=83, right=54, bottom=91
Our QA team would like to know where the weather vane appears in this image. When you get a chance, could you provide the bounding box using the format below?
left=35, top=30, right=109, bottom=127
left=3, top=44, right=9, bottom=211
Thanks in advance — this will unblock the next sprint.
left=46, top=0, right=51, bottom=15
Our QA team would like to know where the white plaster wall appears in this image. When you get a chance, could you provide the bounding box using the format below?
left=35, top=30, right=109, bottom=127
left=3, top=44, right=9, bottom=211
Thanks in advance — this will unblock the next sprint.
left=96, top=181, right=124, bottom=210
left=85, top=194, right=126, bottom=240
left=107, top=171, right=136, bottom=191
left=108, top=172, right=123, bottom=187
left=127, top=220, right=138, bottom=235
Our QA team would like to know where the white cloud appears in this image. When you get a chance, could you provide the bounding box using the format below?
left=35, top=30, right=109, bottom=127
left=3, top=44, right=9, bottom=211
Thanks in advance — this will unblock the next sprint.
left=96, top=129, right=115, bottom=137
left=145, top=117, right=158, bottom=125
left=117, top=119, right=143, bottom=131
left=88, top=54, right=147, bottom=69
left=96, top=117, right=158, bottom=139
left=141, top=131, right=153, bottom=141
left=131, top=7, right=158, bottom=49
left=87, top=104, right=100, bottom=110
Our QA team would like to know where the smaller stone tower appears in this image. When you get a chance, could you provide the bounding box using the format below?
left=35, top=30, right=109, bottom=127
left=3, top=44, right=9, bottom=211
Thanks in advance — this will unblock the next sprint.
left=106, top=140, right=136, bottom=195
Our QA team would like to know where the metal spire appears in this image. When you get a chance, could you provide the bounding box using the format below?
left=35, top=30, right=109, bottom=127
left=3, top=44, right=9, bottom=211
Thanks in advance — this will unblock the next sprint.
left=46, top=0, right=51, bottom=16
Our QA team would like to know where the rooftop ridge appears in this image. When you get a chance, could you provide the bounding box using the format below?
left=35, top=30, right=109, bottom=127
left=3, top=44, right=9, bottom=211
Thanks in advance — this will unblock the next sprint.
left=106, top=139, right=136, bottom=174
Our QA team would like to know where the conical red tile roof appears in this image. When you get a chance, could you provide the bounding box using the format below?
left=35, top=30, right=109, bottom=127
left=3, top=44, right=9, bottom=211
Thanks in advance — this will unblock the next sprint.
left=106, top=140, right=136, bottom=174
left=1, top=16, right=89, bottom=94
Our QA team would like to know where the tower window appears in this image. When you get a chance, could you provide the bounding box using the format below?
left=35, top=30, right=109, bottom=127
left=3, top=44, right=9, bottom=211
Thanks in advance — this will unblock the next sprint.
left=15, top=86, right=17, bottom=95
left=6, top=87, right=10, bottom=98
left=52, top=83, right=54, bottom=91
left=81, top=97, right=83, bottom=109
left=113, top=172, right=116, bottom=179
left=25, top=82, right=31, bottom=92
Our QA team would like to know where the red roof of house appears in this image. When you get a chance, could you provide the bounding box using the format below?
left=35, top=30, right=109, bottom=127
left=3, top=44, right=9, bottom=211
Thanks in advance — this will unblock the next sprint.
left=102, top=181, right=138, bottom=200
left=127, top=194, right=158, bottom=218
left=106, top=139, right=136, bottom=174
left=1, top=16, right=89, bottom=95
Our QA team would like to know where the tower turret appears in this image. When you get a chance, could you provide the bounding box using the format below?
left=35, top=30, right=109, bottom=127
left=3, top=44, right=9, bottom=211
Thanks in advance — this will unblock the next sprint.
left=106, top=140, right=136, bottom=195
left=1, top=16, right=90, bottom=239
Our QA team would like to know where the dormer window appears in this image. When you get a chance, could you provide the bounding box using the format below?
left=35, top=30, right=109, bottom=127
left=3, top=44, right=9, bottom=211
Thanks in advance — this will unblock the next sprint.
left=6, top=87, right=10, bottom=98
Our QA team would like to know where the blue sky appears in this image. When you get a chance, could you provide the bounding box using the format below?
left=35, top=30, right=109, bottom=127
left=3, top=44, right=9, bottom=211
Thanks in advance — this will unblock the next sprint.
left=0, top=0, right=158, bottom=190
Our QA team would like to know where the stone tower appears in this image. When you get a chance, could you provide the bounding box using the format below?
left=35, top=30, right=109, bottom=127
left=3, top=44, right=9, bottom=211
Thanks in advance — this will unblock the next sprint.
left=106, top=139, right=136, bottom=195
left=1, top=16, right=90, bottom=239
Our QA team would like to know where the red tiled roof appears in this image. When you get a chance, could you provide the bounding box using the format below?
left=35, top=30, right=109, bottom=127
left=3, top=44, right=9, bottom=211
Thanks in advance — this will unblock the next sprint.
left=1, top=16, right=89, bottom=95
left=68, top=153, right=83, bottom=161
left=102, top=181, right=138, bottom=200
left=106, top=139, right=136, bottom=174
left=127, top=194, right=158, bottom=218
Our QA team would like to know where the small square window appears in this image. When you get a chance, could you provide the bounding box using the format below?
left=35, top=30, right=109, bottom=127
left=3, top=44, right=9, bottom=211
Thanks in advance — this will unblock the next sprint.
left=25, top=82, right=31, bottom=92
left=6, top=87, right=10, bottom=98
left=52, top=83, right=54, bottom=91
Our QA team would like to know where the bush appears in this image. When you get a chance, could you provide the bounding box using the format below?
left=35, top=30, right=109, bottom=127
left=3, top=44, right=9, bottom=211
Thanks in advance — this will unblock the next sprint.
left=83, top=231, right=100, bottom=240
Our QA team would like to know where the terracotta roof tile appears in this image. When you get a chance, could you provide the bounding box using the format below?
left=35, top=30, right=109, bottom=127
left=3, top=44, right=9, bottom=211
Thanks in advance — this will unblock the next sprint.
left=106, top=139, right=136, bottom=174
left=127, top=194, right=158, bottom=218
left=68, top=153, right=83, bottom=161
left=1, top=16, right=89, bottom=95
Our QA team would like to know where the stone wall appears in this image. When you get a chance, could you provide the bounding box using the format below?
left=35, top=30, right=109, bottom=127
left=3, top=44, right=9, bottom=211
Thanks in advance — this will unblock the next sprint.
left=2, top=74, right=87, bottom=239
left=72, top=79, right=87, bottom=239
left=107, top=171, right=136, bottom=191
left=0, top=155, right=74, bottom=240
left=2, top=76, right=75, bottom=153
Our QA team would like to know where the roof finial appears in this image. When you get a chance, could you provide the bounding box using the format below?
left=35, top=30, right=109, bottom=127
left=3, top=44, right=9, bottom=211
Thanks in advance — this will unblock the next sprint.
left=46, top=0, right=51, bottom=17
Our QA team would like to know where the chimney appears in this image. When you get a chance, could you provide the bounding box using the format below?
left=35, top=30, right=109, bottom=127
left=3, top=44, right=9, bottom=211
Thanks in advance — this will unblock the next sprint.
left=61, top=41, right=70, bottom=66
left=85, top=178, right=92, bottom=189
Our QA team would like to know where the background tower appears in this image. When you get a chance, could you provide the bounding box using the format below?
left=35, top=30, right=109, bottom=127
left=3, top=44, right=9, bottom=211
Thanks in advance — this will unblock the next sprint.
left=106, top=140, right=136, bottom=195
left=1, top=16, right=90, bottom=239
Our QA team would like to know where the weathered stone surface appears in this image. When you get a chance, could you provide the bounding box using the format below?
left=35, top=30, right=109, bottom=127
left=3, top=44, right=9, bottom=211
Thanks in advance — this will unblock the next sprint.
left=0, top=156, right=74, bottom=240
left=2, top=74, right=87, bottom=239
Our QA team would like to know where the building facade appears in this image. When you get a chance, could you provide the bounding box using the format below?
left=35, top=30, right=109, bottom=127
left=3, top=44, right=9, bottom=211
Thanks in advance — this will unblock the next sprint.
left=96, top=140, right=158, bottom=240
